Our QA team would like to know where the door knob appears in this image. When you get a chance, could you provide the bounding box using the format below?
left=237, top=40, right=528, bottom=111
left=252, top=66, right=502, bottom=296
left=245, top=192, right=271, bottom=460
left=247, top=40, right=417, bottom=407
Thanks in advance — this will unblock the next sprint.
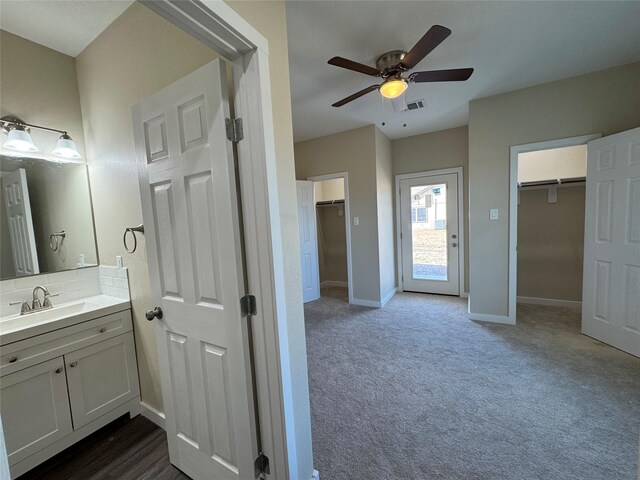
left=146, top=306, right=163, bottom=321
left=452, top=242, right=458, bottom=247
left=452, top=234, right=457, bottom=239
left=69, top=361, right=78, bottom=368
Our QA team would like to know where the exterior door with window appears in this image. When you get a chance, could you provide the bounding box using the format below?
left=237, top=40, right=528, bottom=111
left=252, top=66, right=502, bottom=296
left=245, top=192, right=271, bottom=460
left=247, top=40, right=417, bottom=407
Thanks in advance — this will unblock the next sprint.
left=132, top=59, right=259, bottom=479
left=400, top=173, right=459, bottom=295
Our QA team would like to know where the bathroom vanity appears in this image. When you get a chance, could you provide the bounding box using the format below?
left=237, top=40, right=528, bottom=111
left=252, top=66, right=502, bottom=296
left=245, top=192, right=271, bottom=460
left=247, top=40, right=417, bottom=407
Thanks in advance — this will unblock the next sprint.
left=0, top=290, right=140, bottom=478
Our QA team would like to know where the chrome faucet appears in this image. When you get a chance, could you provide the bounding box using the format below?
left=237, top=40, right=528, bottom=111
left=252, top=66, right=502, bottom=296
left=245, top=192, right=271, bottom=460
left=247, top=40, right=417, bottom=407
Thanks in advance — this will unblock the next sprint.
left=32, top=285, right=51, bottom=310
left=8, top=286, right=59, bottom=315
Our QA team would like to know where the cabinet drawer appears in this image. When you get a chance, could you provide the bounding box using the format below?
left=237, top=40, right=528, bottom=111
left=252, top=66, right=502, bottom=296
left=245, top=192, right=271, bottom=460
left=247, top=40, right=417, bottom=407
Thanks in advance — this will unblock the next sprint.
left=0, top=356, right=73, bottom=465
left=1, top=309, right=132, bottom=377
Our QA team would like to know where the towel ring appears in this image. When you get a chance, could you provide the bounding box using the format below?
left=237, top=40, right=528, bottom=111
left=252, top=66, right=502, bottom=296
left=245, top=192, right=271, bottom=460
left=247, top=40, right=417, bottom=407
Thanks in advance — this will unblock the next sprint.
left=124, top=224, right=144, bottom=253
left=49, top=231, right=66, bottom=251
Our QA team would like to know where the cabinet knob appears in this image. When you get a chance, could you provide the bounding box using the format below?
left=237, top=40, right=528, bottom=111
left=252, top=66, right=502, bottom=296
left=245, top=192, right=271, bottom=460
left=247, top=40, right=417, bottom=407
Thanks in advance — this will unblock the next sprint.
left=55, top=367, right=62, bottom=374
left=99, top=327, right=106, bottom=333
left=69, top=361, right=78, bottom=368
left=8, top=356, right=17, bottom=363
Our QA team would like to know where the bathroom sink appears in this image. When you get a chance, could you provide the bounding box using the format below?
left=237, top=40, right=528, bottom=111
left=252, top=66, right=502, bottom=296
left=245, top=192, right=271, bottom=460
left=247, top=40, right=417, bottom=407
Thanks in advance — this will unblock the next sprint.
left=0, top=295, right=131, bottom=344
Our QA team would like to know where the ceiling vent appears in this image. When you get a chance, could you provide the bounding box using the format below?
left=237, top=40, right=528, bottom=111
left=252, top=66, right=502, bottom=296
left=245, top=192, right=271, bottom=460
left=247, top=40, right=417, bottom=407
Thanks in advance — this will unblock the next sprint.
left=406, top=99, right=425, bottom=111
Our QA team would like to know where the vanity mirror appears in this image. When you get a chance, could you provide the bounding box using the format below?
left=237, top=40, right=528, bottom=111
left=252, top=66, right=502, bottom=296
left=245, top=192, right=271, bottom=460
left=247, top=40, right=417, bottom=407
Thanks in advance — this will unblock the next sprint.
left=0, top=154, right=98, bottom=280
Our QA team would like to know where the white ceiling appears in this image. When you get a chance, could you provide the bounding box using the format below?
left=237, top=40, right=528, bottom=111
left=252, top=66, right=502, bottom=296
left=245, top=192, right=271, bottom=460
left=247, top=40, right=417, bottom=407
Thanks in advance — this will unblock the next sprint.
left=286, top=1, right=640, bottom=142
left=0, top=0, right=134, bottom=57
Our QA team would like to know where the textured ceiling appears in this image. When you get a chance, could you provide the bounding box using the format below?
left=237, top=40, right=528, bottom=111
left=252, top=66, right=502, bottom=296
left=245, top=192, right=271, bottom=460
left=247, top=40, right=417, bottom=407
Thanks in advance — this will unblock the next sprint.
left=0, top=0, right=134, bottom=57
left=286, top=1, right=640, bottom=141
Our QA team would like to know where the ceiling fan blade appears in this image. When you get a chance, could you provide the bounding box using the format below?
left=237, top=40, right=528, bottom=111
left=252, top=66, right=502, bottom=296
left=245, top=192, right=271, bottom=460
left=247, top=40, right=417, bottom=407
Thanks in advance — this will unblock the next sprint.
left=328, top=57, right=381, bottom=76
left=332, top=85, right=380, bottom=107
left=391, top=95, right=408, bottom=113
left=410, top=68, right=474, bottom=83
left=400, top=25, right=452, bottom=70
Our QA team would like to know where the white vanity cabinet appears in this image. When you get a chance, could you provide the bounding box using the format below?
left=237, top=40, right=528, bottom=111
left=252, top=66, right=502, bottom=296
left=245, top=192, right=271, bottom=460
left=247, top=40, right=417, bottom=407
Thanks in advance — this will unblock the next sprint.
left=0, top=306, right=141, bottom=478
left=1, top=357, right=73, bottom=465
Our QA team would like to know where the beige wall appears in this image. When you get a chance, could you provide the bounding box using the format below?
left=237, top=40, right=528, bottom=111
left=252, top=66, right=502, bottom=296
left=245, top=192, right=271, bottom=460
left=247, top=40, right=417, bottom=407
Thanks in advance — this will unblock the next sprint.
left=375, top=128, right=395, bottom=299
left=0, top=31, right=96, bottom=277
left=314, top=178, right=344, bottom=202
left=76, top=2, right=218, bottom=414
left=295, top=125, right=387, bottom=303
left=392, top=126, right=469, bottom=293
left=76, top=2, right=312, bottom=477
left=517, top=186, right=585, bottom=302
left=468, top=62, right=640, bottom=317
left=0, top=30, right=86, bottom=161
left=317, top=205, right=348, bottom=283
left=518, top=145, right=587, bottom=183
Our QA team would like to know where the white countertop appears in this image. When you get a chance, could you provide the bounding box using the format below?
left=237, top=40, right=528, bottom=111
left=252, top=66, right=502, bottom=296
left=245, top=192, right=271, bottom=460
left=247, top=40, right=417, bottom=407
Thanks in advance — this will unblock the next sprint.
left=0, top=295, right=131, bottom=345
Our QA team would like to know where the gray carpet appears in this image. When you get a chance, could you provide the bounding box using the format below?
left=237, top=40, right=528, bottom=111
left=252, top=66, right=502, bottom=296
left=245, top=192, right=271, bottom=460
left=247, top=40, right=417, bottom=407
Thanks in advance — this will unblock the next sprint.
left=304, top=287, right=640, bottom=480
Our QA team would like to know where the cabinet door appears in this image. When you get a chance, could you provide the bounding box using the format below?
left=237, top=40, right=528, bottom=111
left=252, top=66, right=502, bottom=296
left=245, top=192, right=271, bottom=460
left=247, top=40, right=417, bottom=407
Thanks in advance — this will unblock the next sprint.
left=0, top=357, right=72, bottom=465
left=65, top=333, right=140, bottom=429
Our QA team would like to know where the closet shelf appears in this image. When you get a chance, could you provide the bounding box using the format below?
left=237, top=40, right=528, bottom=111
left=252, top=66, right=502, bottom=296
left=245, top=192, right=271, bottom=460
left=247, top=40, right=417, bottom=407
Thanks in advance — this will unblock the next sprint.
left=518, top=176, right=585, bottom=188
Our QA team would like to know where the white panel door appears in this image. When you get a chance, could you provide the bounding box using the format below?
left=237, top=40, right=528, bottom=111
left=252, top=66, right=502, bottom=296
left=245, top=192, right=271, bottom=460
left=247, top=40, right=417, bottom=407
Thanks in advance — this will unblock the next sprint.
left=0, top=357, right=72, bottom=465
left=297, top=181, right=320, bottom=303
left=65, top=333, right=140, bottom=429
left=400, top=173, right=460, bottom=295
left=132, top=60, right=258, bottom=479
left=1, top=168, right=39, bottom=277
left=583, top=128, right=640, bottom=357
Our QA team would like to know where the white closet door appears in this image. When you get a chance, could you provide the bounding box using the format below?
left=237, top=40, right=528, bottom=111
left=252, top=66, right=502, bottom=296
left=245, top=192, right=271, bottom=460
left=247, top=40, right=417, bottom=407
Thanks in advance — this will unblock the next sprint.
left=582, top=127, right=640, bottom=357
left=297, top=181, right=320, bottom=303
left=1, top=168, right=39, bottom=277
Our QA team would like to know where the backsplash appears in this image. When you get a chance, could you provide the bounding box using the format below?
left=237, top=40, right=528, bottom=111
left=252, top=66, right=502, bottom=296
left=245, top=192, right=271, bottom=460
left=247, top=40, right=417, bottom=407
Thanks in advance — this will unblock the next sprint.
left=0, top=265, right=130, bottom=317
left=98, top=266, right=131, bottom=300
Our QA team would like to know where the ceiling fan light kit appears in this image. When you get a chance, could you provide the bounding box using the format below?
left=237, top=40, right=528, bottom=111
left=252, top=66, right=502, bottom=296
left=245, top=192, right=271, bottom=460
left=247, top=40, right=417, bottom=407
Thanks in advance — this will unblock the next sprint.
left=328, top=25, right=474, bottom=107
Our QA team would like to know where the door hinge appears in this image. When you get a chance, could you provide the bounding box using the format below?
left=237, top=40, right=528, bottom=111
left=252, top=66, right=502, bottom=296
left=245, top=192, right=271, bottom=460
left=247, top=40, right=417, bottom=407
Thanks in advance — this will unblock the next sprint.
left=226, top=117, right=244, bottom=143
left=240, top=294, right=257, bottom=317
left=254, top=452, right=270, bottom=477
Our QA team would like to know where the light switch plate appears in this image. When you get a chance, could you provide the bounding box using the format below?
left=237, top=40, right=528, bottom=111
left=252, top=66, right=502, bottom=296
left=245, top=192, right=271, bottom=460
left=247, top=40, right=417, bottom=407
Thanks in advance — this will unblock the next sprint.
left=353, top=216, right=359, bottom=226
left=490, top=209, right=499, bottom=220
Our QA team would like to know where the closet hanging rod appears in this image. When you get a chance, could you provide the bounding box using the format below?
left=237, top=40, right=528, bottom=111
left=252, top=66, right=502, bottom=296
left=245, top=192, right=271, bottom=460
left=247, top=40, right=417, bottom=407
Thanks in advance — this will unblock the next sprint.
left=518, top=177, right=585, bottom=188
left=316, top=199, right=345, bottom=207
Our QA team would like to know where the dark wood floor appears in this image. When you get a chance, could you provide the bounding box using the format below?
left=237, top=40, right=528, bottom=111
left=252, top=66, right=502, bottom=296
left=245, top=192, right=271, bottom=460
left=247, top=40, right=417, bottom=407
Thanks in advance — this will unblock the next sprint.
left=19, top=415, right=190, bottom=480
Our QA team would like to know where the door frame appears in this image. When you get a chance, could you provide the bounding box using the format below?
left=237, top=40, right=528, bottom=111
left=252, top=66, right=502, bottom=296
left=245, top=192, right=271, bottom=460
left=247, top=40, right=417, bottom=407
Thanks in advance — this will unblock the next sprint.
left=140, top=1, right=297, bottom=478
left=307, top=172, right=354, bottom=304
left=508, top=134, right=601, bottom=325
left=395, top=167, right=465, bottom=295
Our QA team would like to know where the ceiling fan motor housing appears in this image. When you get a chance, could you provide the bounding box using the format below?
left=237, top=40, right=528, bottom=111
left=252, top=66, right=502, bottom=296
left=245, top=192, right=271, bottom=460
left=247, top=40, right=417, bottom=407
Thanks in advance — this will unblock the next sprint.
left=376, top=50, right=408, bottom=77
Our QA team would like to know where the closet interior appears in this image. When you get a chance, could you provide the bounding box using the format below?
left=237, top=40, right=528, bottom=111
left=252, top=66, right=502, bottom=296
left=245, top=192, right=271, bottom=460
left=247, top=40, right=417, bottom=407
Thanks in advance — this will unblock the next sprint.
left=516, top=144, right=587, bottom=305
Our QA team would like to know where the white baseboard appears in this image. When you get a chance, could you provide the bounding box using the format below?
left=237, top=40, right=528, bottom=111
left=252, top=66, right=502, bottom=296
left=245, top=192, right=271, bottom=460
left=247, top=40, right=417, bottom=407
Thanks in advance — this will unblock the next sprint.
left=468, top=311, right=515, bottom=325
left=140, top=401, right=166, bottom=430
left=351, top=297, right=381, bottom=308
left=380, top=287, right=397, bottom=307
left=320, top=280, right=348, bottom=288
left=517, top=296, right=581, bottom=309
left=311, top=469, right=320, bottom=480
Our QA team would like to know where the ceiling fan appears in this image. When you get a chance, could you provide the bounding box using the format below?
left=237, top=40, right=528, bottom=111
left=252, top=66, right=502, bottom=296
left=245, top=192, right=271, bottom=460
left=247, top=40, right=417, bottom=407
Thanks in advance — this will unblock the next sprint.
left=328, top=25, right=473, bottom=108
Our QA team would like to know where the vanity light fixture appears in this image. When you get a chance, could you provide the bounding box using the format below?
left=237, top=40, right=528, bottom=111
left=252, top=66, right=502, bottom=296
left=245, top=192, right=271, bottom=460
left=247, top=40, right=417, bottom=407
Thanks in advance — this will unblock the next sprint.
left=1, top=116, right=81, bottom=159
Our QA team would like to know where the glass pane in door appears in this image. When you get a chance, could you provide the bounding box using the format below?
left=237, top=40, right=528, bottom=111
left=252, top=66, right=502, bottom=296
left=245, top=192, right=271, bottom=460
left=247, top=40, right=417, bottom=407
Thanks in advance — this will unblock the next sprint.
left=410, top=183, right=448, bottom=281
